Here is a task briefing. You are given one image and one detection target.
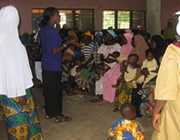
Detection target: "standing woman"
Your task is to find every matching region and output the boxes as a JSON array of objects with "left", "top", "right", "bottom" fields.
[
  {"left": 39, "top": 7, "right": 71, "bottom": 122},
  {"left": 131, "top": 30, "right": 149, "bottom": 64},
  {"left": 0, "top": 6, "right": 42, "bottom": 139},
  {"left": 98, "top": 30, "right": 121, "bottom": 103}
]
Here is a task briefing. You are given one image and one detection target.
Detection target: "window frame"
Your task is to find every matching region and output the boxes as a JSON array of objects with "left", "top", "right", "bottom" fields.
[
  {"left": 102, "top": 9, "right": 146, "bottom": 30},
  {"left": 32, "top": 8, "right": 95, "bottom": 32},
  {"left": 102, "top": 10, "right": 116, "bottom": 29}
]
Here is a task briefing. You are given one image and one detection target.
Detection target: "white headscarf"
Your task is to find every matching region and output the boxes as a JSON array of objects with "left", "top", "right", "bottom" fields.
[{"left": 0, "top": 6, "right": 33, "bottom": 98}]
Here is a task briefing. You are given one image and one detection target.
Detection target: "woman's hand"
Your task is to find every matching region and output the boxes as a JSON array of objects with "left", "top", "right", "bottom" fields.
[{"left": 152, "top": 112, "right": 161, "bottom": 132}]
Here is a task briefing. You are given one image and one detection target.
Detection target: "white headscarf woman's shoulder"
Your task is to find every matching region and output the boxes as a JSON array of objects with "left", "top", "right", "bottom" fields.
[{"left": 0, "top": 5, "right": 33, "bottom": 98}]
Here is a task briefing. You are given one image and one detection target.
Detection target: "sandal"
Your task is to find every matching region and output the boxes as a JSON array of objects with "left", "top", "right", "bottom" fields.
[{"left": 45, "top": 115, "right": 53, "bottom": 119}]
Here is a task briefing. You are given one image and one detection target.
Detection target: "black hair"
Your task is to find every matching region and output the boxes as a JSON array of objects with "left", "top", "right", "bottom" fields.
[
  {"left": 120, "top": 103, "right": 136, "bottom": 116},
  {"left": 128, "top": 53, "right": 139, "bottom": 61},
  {"left": 39, "top": 7, "right": 58, "bottom": 27},
  {"left": 145, "top": 49, "right": 154, "bottom": 57},
  {"left": 112, "top": 51, "right": 120, "bottom": 58}
]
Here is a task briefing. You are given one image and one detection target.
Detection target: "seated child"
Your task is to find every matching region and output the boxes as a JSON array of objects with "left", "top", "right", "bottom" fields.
[
  {"left": 61, "top": 44, "right": 76, "bottom": 95},
  {"left": 113, "top": 54, "right": 140, "bottom": 112},
  {"left": 108, "top": 104, "right": 144, "bottom": 140}
]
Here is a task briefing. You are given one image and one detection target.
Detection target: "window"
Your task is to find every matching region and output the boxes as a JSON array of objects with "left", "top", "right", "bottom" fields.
[
  {"left": 75, "top": 10, "right": 94, "bottom": 31},
  {"left": 117, "top": 11, "right": 130, "bottom": 29},
  {"left": 59, "top": 10, "right": 74, "bottom": 29},
  {"left": 32, "top": 9, "right": 44, "bottom": 33},
  {"left": 103, "top": 11, "right": 115, "bottom": 29},
  {"left": 32, "top": 9, "right": 94, "bottom": 33},
  {"left": 131, "top": 11, "right": 145, "bottom": 29},
  {"left": 102, "top": 10, "right": 145, "bottom": 30}
]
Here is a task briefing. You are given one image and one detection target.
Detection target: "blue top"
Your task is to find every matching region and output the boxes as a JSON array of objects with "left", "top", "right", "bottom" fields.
[{"left": 39, "top": 25, "right": 62, "bottom": 71}]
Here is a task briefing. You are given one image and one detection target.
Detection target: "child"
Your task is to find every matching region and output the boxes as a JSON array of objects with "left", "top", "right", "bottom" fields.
[
  {"left": 108, "top": 104, "right": 144, "bottom": 140},
  {"left": 141, "top": 49, "right": 158, "bottom": 85},
  {"left": 113, "top": 54, "right": 140, "bottom": 112},
  {"left": 74, "top": 32, "right": 96, "bottom": 95},
  {"left": 61, "top": 43, "right": 76, "bottom": 95},
  {"left": 136, "top": 50, "right": 158, "bottom": 116}
]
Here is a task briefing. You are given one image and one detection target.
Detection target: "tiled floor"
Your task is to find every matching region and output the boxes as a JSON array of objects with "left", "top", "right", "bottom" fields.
[{"left": 0, "top": 88, "right": 153, "bottom": 140}]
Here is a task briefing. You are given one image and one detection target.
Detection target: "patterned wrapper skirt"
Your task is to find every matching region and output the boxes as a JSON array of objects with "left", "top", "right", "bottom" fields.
[
  {"left": 114, "top": 81, "right": 132, "bottom": 109},
  {"left": 0, "top": 89, "right": 43, "bottom": 140}
]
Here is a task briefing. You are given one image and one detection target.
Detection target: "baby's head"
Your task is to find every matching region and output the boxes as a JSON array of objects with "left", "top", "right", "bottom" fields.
[
  {"left": 145, "top": 49, "right": 154, "bottom": 61},
  {"left": 120, "top": 104, "right": 136, "bottom": 120},
  {"left": 128, "top": 54, "right": 139, "bottom": 66},
  {"left": 112, "top": 51, "right": 120, "bottom": 58}
]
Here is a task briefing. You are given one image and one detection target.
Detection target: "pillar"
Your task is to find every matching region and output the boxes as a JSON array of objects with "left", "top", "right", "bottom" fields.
[{"left": 146, "top": 0, "right": 161, "bottom": 35}]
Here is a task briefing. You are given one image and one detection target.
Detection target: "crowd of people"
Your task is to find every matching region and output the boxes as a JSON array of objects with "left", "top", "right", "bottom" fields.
[
  {"left": 22, "top": 6, "right": 173, "bottom": 140},
  {"left": 28, "top": 7, "right": 170, "bottom": 118},
  {"left": 1, "top": 5, "right": 180, "bottom": 140}
]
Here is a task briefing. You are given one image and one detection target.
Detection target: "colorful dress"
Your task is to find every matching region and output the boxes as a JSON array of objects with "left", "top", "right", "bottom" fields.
[
  {"left": 108, "top": 118, "right": 144, "bottom": 140},
  {"left": 114, "top": 73, "right": 133, "bottom": 109},
  {"left": 75, "top": 66, "right": 95, "bottom": 92},
  {"left": 0, "top": 89, "right": 42, "bottom": 140},
  {"left": 139, "top": 78, "right": 156, "bottom": 116}
]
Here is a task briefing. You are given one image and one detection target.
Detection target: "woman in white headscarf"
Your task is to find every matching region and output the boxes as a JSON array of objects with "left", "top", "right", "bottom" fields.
[
  {"left": 0, "top": 6, "right": 42, "bottom": 140},
  {"left": 152, "top": 12, "right": 180, "bottom": 140}
]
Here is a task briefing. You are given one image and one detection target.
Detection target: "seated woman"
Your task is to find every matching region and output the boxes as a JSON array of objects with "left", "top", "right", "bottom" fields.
[{"left": 98, "top": 30, "right": 121, "bottom": 103}]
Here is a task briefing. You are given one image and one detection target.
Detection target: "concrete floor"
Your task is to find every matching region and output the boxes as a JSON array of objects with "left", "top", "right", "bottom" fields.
[{"left": 0, "top": 88, "right": 153, "bottom": 140}]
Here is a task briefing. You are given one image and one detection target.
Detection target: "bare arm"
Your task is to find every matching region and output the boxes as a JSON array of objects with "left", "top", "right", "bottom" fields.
[
  {"left": 153, "top": 100, "right": 166, "bottom": 114},
  {"left": 52, "top": 46, "right": 66, "bottom": 54},
  {"left": 152, "top": 100, "right": 166, "bottom": 131}
]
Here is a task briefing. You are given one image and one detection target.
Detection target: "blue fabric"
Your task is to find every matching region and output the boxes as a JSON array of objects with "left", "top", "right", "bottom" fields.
[
  {"left": 75, "top": 48, "right": 82, "bottom": 60},
  {"left": 111, "top": 118, "right": 134, "bottom": 140},
  {"left": 39, "top": 25, "right": 62, "bottom": 71}
]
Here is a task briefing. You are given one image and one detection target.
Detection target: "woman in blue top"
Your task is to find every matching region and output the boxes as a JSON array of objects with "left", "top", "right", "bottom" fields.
[{"left": 39, "top": 7, "right": 71, "bottom": 122}]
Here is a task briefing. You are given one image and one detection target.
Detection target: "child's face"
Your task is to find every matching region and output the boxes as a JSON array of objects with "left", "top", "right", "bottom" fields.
[
  {"left": 128, "top": 56, "right": 138, "bottom": 65},
  {"left": 122, "top": 107, "right": 136, "bottom": 120},
  {"left": 83, "top": 35, "right": 92, "bottom": 44},
  {"left": 147, "top": 52, "right": 154, "bottom": 61}
]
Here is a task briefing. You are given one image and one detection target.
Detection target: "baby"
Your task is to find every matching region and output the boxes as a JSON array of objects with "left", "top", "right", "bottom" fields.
[{"left": 108, "top": 104, "right": 144, "bottom": 140}]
